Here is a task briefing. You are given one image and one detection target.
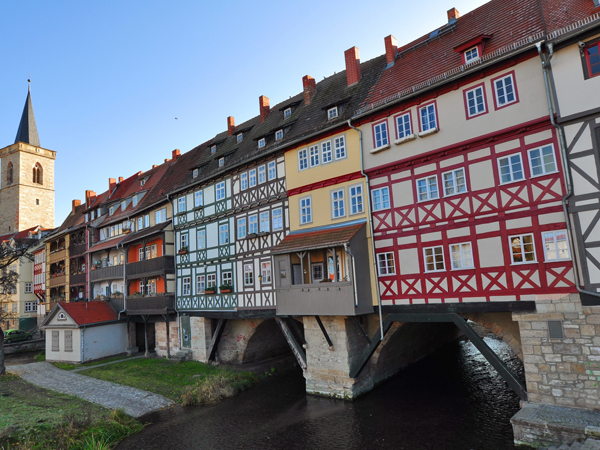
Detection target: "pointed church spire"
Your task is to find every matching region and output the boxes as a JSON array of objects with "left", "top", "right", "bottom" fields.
[{"left": 14, "top": 80, "right": 40, "bottom": 147}]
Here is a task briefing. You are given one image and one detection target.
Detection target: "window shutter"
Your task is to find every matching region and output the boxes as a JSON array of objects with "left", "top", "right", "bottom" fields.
[
  {"left": 52, "top": 331, "right": 59, "bottom": 351},
  {"left": 65, "top": 330, "right": 73, "bottom": 352}
]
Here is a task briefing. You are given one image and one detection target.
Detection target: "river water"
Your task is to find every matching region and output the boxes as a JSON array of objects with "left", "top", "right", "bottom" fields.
[{"left": 117, "top": 337, "right": 523, "bottom": 450}]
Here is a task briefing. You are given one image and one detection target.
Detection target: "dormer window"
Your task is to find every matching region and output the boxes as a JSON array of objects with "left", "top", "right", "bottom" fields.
[
  {"left": 211, "top": 145, "right": 217, "bottom": 154},
  {"left": 193, "top": 168, "right": 199, "bottom": 178},
  {"left": 109, "top": 206, "right": 115, "bottom": 215},
  {"left": 275, "top": 130, "right": 283, "bottom": 141},
  {"left": 237, "top": 133, "right": 243, "bottom": 143},
  {"left": 284, "top": 107, "right": 292, "bottom": 118},
  {"left": 328, "top": 107, "right": 339, "bottom": 120},
  {"left": 464, "top": 46, "right": 479, "bottom": 63},
  {"left": 132, "top": 196, "right": 138, "bottom": 207},
  {"left": 121, "top": 201, "right": 127, "bottom": 211},
  {"left": 219, "top": 157, "right": 225, "bottom": 167},
  {"left": 258, "top": 138, "right": 266, "bottom": 148},
  {"left": 140, "top": 176, "right": 149, "bottom": 186}
]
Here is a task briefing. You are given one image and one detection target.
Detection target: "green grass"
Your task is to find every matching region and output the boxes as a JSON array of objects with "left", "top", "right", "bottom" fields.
[
  {"left": 77, "top": 358, "right": 258, "bottom": 402},
  {"left": 50, "top": 354, "right": 133, "bottom": 371},
  {"left": 33, "top": 352, "right": 45, "bottom": 362}
]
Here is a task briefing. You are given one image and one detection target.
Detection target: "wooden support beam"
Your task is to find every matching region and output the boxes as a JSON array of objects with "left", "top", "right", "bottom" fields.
[
  {"left": 351, "top": 316, "right": 371, "bottom": 346},
  {"left": 315, "top": 316, "right": 333, "bottom": 348},
  {"left": 285, "top": 316, "right": 306, "bottom": 346},
  {"left": 275, "top": 317, "right": 307, "bottom": 372},
  {"left": 207, "top": 319, "right": 227, "bottom": 362},
  {"left": 349, "top": 317, "right": 394, "bottom": 378}
]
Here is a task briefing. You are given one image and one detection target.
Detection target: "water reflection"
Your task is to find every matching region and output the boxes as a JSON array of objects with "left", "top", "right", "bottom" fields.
[{"left": 117, "top": 337, "right": 523, "bottom": 450}]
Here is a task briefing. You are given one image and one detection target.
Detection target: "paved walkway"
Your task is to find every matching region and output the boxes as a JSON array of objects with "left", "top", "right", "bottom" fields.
[{"left": 7, "top": 362, "right": 174, "bottom": 418}]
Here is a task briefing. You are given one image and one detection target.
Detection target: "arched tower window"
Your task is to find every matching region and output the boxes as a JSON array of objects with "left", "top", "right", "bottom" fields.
[
  {"left": 6, "top": 162, "right": 13, "bottom": 185},
  {"left": 33, "top": 163, "right": 43, "bottom": 185}
]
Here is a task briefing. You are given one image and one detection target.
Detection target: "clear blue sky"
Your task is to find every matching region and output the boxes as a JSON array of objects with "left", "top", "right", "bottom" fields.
[{"left": 1, "top": 0, "right": 489, "bottom": 226}]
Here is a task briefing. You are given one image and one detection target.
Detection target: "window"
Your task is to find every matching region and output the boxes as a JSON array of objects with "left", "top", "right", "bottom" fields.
[
  {"left": 52, "top": 331, "right": 59, "bottom": 352},
  {"left": 509, "top": 234, "right": 536, "bottom": 264},
  {"left": 207, "top": 273, "right": 217, "bottom": 288},
  {"left": 377, "top": 252, "right": 396, "bottom": 275},
  {"left": 197, "top": 229, "right": 206, "bottom": 249},
  {"left": 272, "top": 208, "right": 283, "bottom": 230},
  {"left": 548, "top": 320, "right": 564, "bottom": 339},
  {"left": 300, "top": 197, "right": 312, "bottom": 224},
  {"left": 121, "top": 201, "right": 127, "bottom": 211},
  {"left": 493, "top": 73, "right": 517, "bottom": 108},
  {"left": 328, "top": 107, "right": 338, "bottom": 119},
  {"left": 196, "top": 275, "right": 205, "bottom": 293},
  {"left": 498, "top": 154, "right": 524, "bottom": 184},
  {"left": 137, "top": 217, "right": 143, "bottom": 230},
  {"left": 32, "top": 163, "right": 43, "bottom": 185},
  {"left": 373, "top": 121, "right": 389, "bottom": 148},
  {"left": 144, "top": 214, "right": 150, "bottom": 227},
  {"left": 180, "top": 233, "right": 188, "bottom": 250},
  {"left": 219, "top": 223, "right": 229, "bottom": 245},
  {"left": 275, "top": 130, "right": 283, "bottom": 141},
  {"left": 450, "top": 243, "right": 474, "bottom": 269},
  {"left": 258, "top": 138, "right": 266, "bottom": 148},
  {"left": 178, "top": 197, "right": 186, "bottom": 213},
  {"left": 249, "top": 169, "right": 257, "bottom": 187},
  {"left": 155, "top": 208, "right": 167, "bottom": 223},
  {"left": 464, "top": 46, "right": 479, "bottom": 62},
  {"left": 216, "top": 181, "right": 226, "bottom": 200},
  {"left": 261, "top": 262, "right": 272, "bottom": 283},
  {"left": 24, "top": 283, "right": 32, "bottom": 293},
  {"left": 222, "top": 271, "right": 233, "bottom": 286},
  {"left": 465, "top": 85, "right": 486, "bottom": 117},
  {"left": 132, "top": 196, "right": 138, "bottom": 207},
  {"left": 309, "top": 145, "right": 320, "bottom": 167},
  {"left": 237, "top": 218, "right": 247, "bottom": 239},
  {"left": 244, "top": 264, "right": 254, "bottom": 285},
  {"left": 417, "top": 176, "right": 439, "bottom": 201},
  {"left": 284, "top": 107, "right": 292, "bottom": 118},
  {"left": 138, "top": 247, "right": 144, "bottom": 261},
  {"left": 65, "top": 330, "right": 73, "bottom": 352},
  {"left": 585, "top": 41, "right": 600, "bottom": 78},
  {"left": 395, "top": 113, "right": 412, "bottom": 139},
  {"left": 419, "top": 103, "right": 437, "bottom": 132},
  {"left": 298, "top": 149, "right": 308, "bottom": 171},
  {"left": 321, "top": 141, "right": 332, "bottom": 164},
  {"left": 219, "top": 157, "right": 225, "bottom": 167},
  {"left": 193, "top": 169, "right": 199, "bottom": 178},
  {"left": 349, "top": 185, "right": 363, "bottom": 215},
  {"left": 331, "top": 189, "right": 346, "bottom": 218},
  {"left": 543, "top": 230, "right": 570, "bottom": 261},
  {"left": 372, "top": 187, "right": 390, "bottom": 211},
  {"left": 258, "top": 166, "right": 266, "bottom": 184},
  {"left": 25, "top": 301, "right": 36, "bottom": 312},
  {"left": 335, "top": 136, "right": 346, "bottom": 159},
  {"left": 424, "top": 246, "right": 445, "bottom": 272},
  {"left": 528, "top": 145, "right": 557, "bottom": 177},
  {"left": 312, "top": 263, "right": 324, "bottom": 281},
  {"left": 237, "top": 133, "right": 243, "bottom": 143},
  {"left": 443, "top": 168, "right": 467, "bottom": 196},
  {"left": 182, "top": 277, "right": 191, "bottom": 295},
  {"left": 249, "top": 215, "right": 258, "bottom": 234},
  {"left": 6, "top": 162, "right": 12, "bottom": 185},
  {"left": 109, "top": 206, "right": 115, "bottom": 215},
  {"left": 211, "top": 145, "right": 217, "bottom": 154},
  {"left": 268, "top": 161, "right": 276, "bottom": 180},
  {"left": 241, "top": 173, "right": 248, "bottom": 190},
  {"left": 260, "top": 211, "right": 270, "bottom": 232}
]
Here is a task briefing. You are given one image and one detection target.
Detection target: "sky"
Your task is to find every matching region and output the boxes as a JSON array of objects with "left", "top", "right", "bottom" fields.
[{"left": 1, "top": 0, "right": 490, "bottom": 226}]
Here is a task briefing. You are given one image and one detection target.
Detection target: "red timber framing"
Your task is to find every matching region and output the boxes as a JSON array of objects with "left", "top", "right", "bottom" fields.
[{"left": 367, "top": 120, "right": 577, "bottom": 305}]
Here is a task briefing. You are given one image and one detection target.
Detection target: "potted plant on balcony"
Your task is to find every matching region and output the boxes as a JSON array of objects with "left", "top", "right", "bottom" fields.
[
  {"left": 219, "top": 283, "right": 233, "bottom": 293},
  {"left": 204, "top": 286, "right": 217, "bottom": 295},
  {"left": 122, "top": 226, "right": 131, "bottom": 234},
  {"left": 178, "top": 246, "right": 189, "bottom": 255}
]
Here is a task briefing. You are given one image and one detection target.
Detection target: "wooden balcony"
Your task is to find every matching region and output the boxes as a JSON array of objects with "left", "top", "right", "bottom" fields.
[
  {"left": 109, "top": 297, "right": 125, "bottom": 312},
  {"left": 70, "top": 272, "right": 87, "bottom": 285},
  {"left": 126, "top": 256, "right": 175, "bottom": 279},
  {"left": 69, "top": 243, "right": 86, "bottom": 257},
  {"left": 48, "top": 249, "right": 67, "bottom": 263},
  {"left": 125, "top": 294, "right": 175, "bottom": 315},
  {"left": 48, "top": 274, "right": 67, "bottom": 287},
  {"left": 90, "top": 265, "right": 124, "bottom": 282}
]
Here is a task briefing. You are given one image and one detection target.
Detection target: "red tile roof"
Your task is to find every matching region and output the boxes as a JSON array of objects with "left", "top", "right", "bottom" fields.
[
  {"left": 87, "top": 236, "right": 124, "bottom": 253},
  {"left": 59, "top": 301, "right": 119, "bottom": 326},
  {"left": 272, "top": 223, "right": 365, "bottom": 254}
]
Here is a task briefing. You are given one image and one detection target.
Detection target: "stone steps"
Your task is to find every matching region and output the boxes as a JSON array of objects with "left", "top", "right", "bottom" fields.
[
  {"left": 170, "top": 349, "right": 192, "bottom": 362},
  {"left": 545, "top": 438, "right": 600, "bottom": 450}
]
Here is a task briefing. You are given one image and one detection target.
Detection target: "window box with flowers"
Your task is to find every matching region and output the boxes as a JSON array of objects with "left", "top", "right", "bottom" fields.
[
  {"left": 178, "top": 246, "right": 189, "bottom": 255},
  {"left": 204, "top": 286, "right": 217, "bottom": 295},
  {"left": 219, "top": 284, "right": 233, "bottom": 293}
]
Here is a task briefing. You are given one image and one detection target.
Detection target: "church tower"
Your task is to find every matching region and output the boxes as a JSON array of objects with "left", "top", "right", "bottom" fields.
[{"left": 0, "top": 83, "right": 56, "bottom": 234}]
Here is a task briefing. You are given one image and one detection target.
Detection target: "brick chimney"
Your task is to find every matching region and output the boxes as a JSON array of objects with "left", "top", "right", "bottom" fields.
[
  {"left": 85, "top": 190, "right": 96, "bottom": 207},
  {"left": 227, "top": 116, "right": 235, "bottom": 136},
  {"left": 109, "top": 178, "right": 117, "bottom": 192},
  {"left": 259, "top": 96, "right": 270, "bottom": 123},
  {"left": 303, "top": 75, "right": 316, "bottom": 105},
  {"left": 345, "top": 47, "right": 361, "bottom": 86},
  {"left": 72, "top": 199, "right": 81, "bottom": 214},
  {"left": 172, "top": 149, "right": 181, "bottom": 160},
  {"left": 447, "top": 7, "right": 459, "bottom": 22},
  {"left": 385, "top": 35, "right": 398, "bottom": 66},
  {"left": 118, "top": 176, "right": 123, "bottom": 183}
]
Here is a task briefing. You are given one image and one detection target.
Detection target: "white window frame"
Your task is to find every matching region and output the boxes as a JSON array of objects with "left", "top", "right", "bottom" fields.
[
  {"left": 211, "top": 145, "right": 216, "bottom": 154},
  {"left": 543, "top": 230, "right": 571, "bottom": 261},
  {"left": 137, "top": 217, "right": 143, "bottom": 230},
  {"left": 442, "top": 168, "right": 467, "bottom": 197},
  {"left": 309, "top": 145, "right": 320, "bottom": 167},
  {"left": 272, "top": 208, "right": 283, "bottom": 230},
  {"left": 132, "top": 196, "right": 138, "bottom": 207},
  {"left": 260, "top": 211, "right": 270, "bottom": 233},
  {"left": 24, "top": 282, "right": 32, "bottom": 294},
  {"left": 349, "top": 184, "right": 364, "bottom": 215},
  {"left": 177, "top": 197, "right": 186, "bottom": 213},
  {"left": 155, "top": 208, "right": 167, "bottom": 223},
  {"left": 331, "top": 188, "right": 346, "bottom": 219},
  {"left": 144, "top": 214, "right": 150, "bottom": 227},
  {"left": 241, "top": 173, "right": 248, "bottom": 190},
  {"left": 182, "top": 277, "right": 191, "bottom": 296},
  {"left": 258, "top": 165, "right": 266, "bottom": 184},
  {"left": 374, "top": 121, "right": 389, "bottom": 148},
  {"left": 509, "top": 233, "right": 537, "bottom": 264},
  {"left": 193, "top": 168, "right": 199, "bottom": 178},
  {"left": 300, "top": 196, "right": 312, "bottom": 225},
  {"left": 424, "top": 246, "right": 445, "bottom": 272},
  {"left": 372, "top": 187, "right": 391, "bottom": 211},
  {"left": 219, "top": 157, "right": 225, "bottom": 167},
  {"left": 249, "top": 169, "right": 257, "bottom": 187},
  {"left": 321, "top": 141, "right": 332, "bottom": 164},
  {"left": 237, "top": 217, "right": 247, "bottom": 239},
  {"left": 494, "top": 74, "right": 517, "bottom": 107},
  {"left": 298, "top": 149, "right": 308, "bottom": 171},
  {"left": 396, "top": 112, "right": 412, "bottom": 139},
  {"left": 258, "top": 138, "right": 266, "bottom": 148},
  {"left": 261, "top": 262, "right": 272, "bottom": 284},
  {"left": 180, "top": 233, "right": 188, "bottom": 250},
  {"left": 194, "top": 191, "right": 203, "bottom": 208},
  {"left": 237, "top": 133, "right": 243, "bottom": 143},
  {"left": 528, "top": 144, "right": 557, "bottom": 177},
  {"left": 249, "top": 215, "right": 258, "bottom": 234},
  {"left": 222, "top": 271, "right": 233, "bottom": 286},
  {"left": 275, "top": 129, "right": 283, "bottom": 141},
  {"left": 417, "top": 175, "right": 439, "bottom": 201},
  {"left": 24, "top": 301, "right": 37, "bottom": 312},
  {"left": 216, "top": 181, "right": 226, "bottom": 200},
  {"left": 419, "top": 103, "right": 437, "bottom": 132},
  {"left": 464, "top": 46, "right": 479, "bottom": 62},
  {"left": 197, "top": 228, "right": 206, "bottom": 249},
  {"left": 244, "top": 263, "right": 254, "bottom": 286},
  {"left": 219, "top": 223, "right": 229, "bottom": 245},
  {"left": 498, "top": 153, "right": 525, "bottom": 184},
  {"left": 377, "top": 252, "right": 396, "bottom": 276},
  {"left": 334, "top": 136, "right": 346, "bottom": 160},
  {"left": 196, "top": 275, "right": 205, "bottom": 293},
  {"left": 283, "top": 107, "right": 291, "bottom": 118},
  {"left": 465, "top": 85, "right": 486, "bottom": 117},
  {"left": 327, "top": 107, "right": 338, "bottom": 120},
  {"left": 207, "top": 273, "right": 217, "bottom": 288},
  {"left": 268, "top": 161, "right": 276, "bottom": 180},
  {"left": 450, "top": 242, "right": 474, "bottom": 270}
]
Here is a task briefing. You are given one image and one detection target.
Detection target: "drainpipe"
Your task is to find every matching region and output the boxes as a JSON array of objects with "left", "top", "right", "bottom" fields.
[
  {"left": 536, "top": 41, "right": 600, "bottom": 300},
  {"left": 347, "top": 119, "right": 385, "bottom": 340},
  {"left": 116, "top": 241, "right": 127, "bottom": 319},
  {"left": 81, "top": 326, "right": 85, "bottom": 363},
  {"left": 344, "top": 243, "right": 359, "bottom": 307},
  {"left": 167, "top": 192, "right": 182, "bottom": 349}
]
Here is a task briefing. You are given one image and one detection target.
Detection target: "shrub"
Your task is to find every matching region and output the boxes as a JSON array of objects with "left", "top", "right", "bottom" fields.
[
  {"left": 34, "top": 352, "right": 46, "bottom": 362},
  {"left": 180, "top": 369, "right": 258, "bottom": 406}
]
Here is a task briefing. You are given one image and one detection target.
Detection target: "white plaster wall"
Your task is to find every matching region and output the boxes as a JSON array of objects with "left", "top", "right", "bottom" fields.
[
  {"left": 45, "top": 328, "right": 82, "bottom": 363},
  {"left": 82, "top": 323, "right": 128, "bottom": 362}
]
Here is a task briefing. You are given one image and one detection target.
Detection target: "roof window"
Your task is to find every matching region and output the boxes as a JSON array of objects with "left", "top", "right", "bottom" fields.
[
  {"left": 328, "top": 107, "right": 339, "bottom": 120},
  {"left": 275, "top": 130, "right": 283, "bottom": 141},
  {"left": 464, "top": 46, "right": 479, "bottom": 63},
  {"left": 219, "top": 157, "right": 225, "bottom": 167},
  {"left": 258, "top": 138, "right": 266, "bottom": 148},
  {"left": 237, "top": 133, "right": 243, "bottom": 143},
  {"left": 193, "top": 168, "right": 199, "bottom": 178},
  {"left": 211, "top": 145, "right": 217, "bottom": 154},
  {"left": 284, "top": 107, "right": 292, "bottom": 118}
]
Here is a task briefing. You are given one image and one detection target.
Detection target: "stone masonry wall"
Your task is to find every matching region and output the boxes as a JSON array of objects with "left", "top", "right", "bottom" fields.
[
  {"left": 155, "top": 321, "right": 180, "bottom": 357},
  {"left": 514, "top": 293, "right": 600, "bottom": 409}
]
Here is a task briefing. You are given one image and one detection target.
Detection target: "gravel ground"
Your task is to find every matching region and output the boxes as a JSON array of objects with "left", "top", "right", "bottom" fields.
[{"left": 7, "top": 361, "right": 174, "bottom": 418}]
